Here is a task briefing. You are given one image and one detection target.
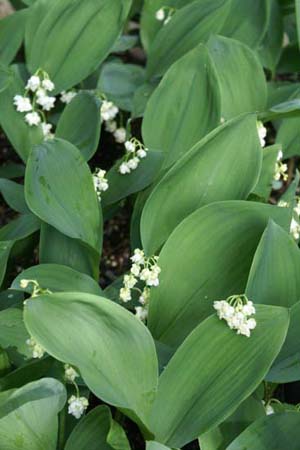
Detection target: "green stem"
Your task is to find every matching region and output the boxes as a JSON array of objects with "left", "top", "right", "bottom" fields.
[{"left": 57, "top": 409, "right": 66, "bottom": 450}]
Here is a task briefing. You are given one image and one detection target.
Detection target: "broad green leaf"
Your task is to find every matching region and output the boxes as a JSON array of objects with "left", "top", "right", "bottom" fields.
[
  {"left": 277, "top": 115, "right": 300, "bottom": 157},
  {"left": 65, "top": 405, "right": 130, "bottom": 450},
  {"left": 148, "top": 201, "right": 289, "bottom": 348},
  {"left": 25, "top": 0, "right": 132, "bottom": 93},
  {"left": 252, "top": 144, "right": 281, "bottom": 200},
  {"left": 207, "top": 35, "right": 267, "bottom": 119},
  {"left": 0, "top": 64, "right": 12, "bottom": 93},
  {"left": 227, "top": 412, "right": 300, "bottom": 450},
  {"left": 112, "top": 35, "right": 139, "bottom": 53},
  {"left": 24, "top": 292, "right": 158, "bottom": 426},
  {"left": 0, "top": 289, "right": 24, "bottom": 311},
  {"left": 143, "top": 44, "right": 221, "bottom": 169},
  {"left": 146, "top": 442, "right": 172, "bottom": 450},
  {"left": 246, "top": 221, "right": 300, "bottom": 383},
  {"left": 0, "top": 162, "right": 25, "bottom": 179},
  {"left": 146, "top": 0, "right": 231, "bottom": 78},
  {"left": 0, "top": 66, "right": 43, "bottom": 162},
  {"left": 0, "top": 308, "right": 30, "bottom": 358},
  {"left": 102, "top": 150, "right": 163, "bottom": 207},
  {"left": 39, "top": 223, "right": 100, "bottom": 279},
  {"left": 56, "top": 92, "right": 101, "bottom": 161},
  {"left": 12, "top": 263, "right": 102, "bottom": 295},
  {"left": 0, "top": 378, "right": 66, "bottom": 450},
  {"left": 25, "top": 138, "right": 102, "bottom": 252},
  {"left": 0, "top": 9, "right": 27, "bottom": 65},
  {"left": 0, "top": 357, "right": 54, "bottom": 391},
  {"left": 0, "top": 178, "right": 29, "bottom": 213},
  {"left": 141, "top": 114, "right": 262, "bottom": 254},
  {"left": 199, "top": 396, "right": 265, "bottom": 450},
  {"left": 98, "top": 62, "right": 145, "bottom": 112},
  {"left": 296, "top": 0, "right": 300, "bottom": 48},
  {"left": 259, "top": 98, "right": 300, "bottom": 121},
  {"left": 0, "top": 214, "right": 40, "bottom": 241},
  {"left": 0, "top": 241, "right": 14, "bottom": 286},
  {"left": 132, "top": 82, "right": 157, "bottom": 118},
  {"left": 149, "top": 306, "right": 289, "bottom": 448},
  {"left": 220, "top": 0, "right": 269, "bottom": 49}
]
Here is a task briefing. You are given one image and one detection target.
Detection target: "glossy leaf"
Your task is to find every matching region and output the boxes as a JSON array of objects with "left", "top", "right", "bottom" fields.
[
  {"left": 0, "top": 178, "right": 29, "bottom": 214},
  {"left": 0, "top": 9, "right": 28, "bottom": 65},
  {"left": 252, "top": 144, "right": 281, "bottom": 200},
  {"left": 143, "top": 44, "right": 221, "bottom": 169},
  {"left": 149, "top": 306, "right": 289, "bottom": 448},
  {"left": 25, "top": 138, "right": 102, "bottom": 252},
  {"left": 24, "top": 292, "right": 158, "bottom": 426},
  {"left": 25, "top": 0, "right": 132, "bottom": 92},
  {"left": 0, "top": 308, "right": 30, "bottom": 358},
  {"left": 141, "top": 114, "right": 262, "bottom": 253},
  {"left": 0, "top": 378, "right": 66, "bottom": 450},
  {"left": 12, "top": 263, "right": 102, "bottom": 295},
  {"left": 146, "top": 0, "right": 231, "bottom": 78},
  {"left": 207, "top": 35, "right": 267, "bottom": 119},
  {"left": 148, "top": 201, "right": 289, "bottom": 348},
  {"left": 56, "top": 92, "right": 101, "bottom": 161},
  {"left": 227, "top": 412, "right": 300, "bottom": 450}
]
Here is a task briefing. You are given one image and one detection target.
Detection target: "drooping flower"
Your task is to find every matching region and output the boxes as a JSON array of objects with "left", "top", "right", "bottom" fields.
[
  {"left": 100, "top": 100, "right": 119, "bottom": 122},
  {"left": 42, "top": 78, "right": 55, "bottom": 92},
  {"left": 118, "top": 138, "right": 148, "bottom": 175},
  {"left": 64, "top": 364, "right": 79, "bottom": 382},
  {"left": 25, "top": 112, "right": 41, "bottom": 126},
  {"left": 93, "top": 168, "right": 109, "bottom": 200},
  {"left": 68, "top": 395, "right": 89, "bottom": 419},
  {"left": 155, "top": 8, "right": 165, "bottom": 21},
  {"left": 257, "top": 121, "right": 267, "bottom": 147},
  {"left": 26, "top": 75, "right": 41, "bottom": 92},
  {"left": 26, "top": 337, "right": 45, "bottom": 359},
  {"left": 114, "top": 127, "right": 126, "bottom": 144},
  {"left": 60, "top": 90, "right": 77, "bottom": 104},
  {"left": 13, "top": 95, "right": 32, "bottom": 112}
]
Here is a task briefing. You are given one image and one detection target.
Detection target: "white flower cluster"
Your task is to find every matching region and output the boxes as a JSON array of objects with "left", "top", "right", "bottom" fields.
[
  {"left": 213, "top": 294, "right": 257, "bottom": 338},
  {"left": 257, "top": 121, "right": 267, "bottom": 147},
  {"left": 60, "top": 90, "right": 77, "bottom": 104},
  {"left": 93, "top": 168, "right": 109, "bottom": 200},
  {"left": 100, "top": 99, "right": 127, "bottom": 144},
  {"left": 120, "top": 249, "right": 161, "bottom": 321},
  {"left": 68, "top": 395, "right": 89, "bottom": 419},
  {"left": 13, "top": 71, "right": 55, "bottom": 139},
  {"left": 101, "top": 100, "right": 119, "bottom": 122},
  {"left": 119, "top": 138, "right": 148, "bottom": 175},
  {"left": 155, "top": 7, "right": 174, "bottom": 25},
  {"left": 64, "top": 364, "right": 79, "bottom": 382},
  {"left": 26, "top": 337, "right": 45, "bottom": 359},
  {"left": 274, "top": 150, "right": 288, "bottom": 183}
]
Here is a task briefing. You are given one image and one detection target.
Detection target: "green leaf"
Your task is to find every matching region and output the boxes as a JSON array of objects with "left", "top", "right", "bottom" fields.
[
  {"left": 0, "top": 378, "right": 66, "bottom": 450},
  {"left": 146, "top": 0, "right": 231, "bottom": 78},
  {"left": 141, "top": 114, "right": 262, "bottom": 254},
  {"left": 207, "top": 35, "right": 267, "bottom": 119},
  {"left": 65, "top": 405, "right": 131, "bottom": 450},
  {"left": 25, "top": 138, "right": 102, "bottom": 253},
  {"left": 98, "top": 62, "right": 145, "bottom": 112},
  {"left": 220, "top": 0, "right": 269, "bottom": 49},
  {"left": 0, "top": 66, "right": 43, "bottom": 162},
  {"left": 112, "top": 35, "right": 139, "bottom": 53},
  {"left": 227, "top": 412, "right": 300, "bottom": 450},
  {"left": 0, "top": 308, "right": 30, "bottom": 359},
  {"left": 56, "top": 92, "right": 101, "bottom": 161},
  {"left": 102, "top": 150, "right": 163, "bottom": 207},
  {"left": 24, "top": 292, "right": 158, "bottom": 426},
  {"left": 199, "top": 396, "right": 265, "bottom": 450},
  {"left": 148, "top": 201, "right": 289, "bottom": 348},
  {"left": 0, "top": 214, "right": 40, "bottom": 241},
  {"left": 149, "top": 306, "right": 289, "bottom": 448},
  {"left": 277, "top": 115, "right": 300, "bottom": 157},
  {"left": 0, "top": 178, "right": 29, "bottom": 214},
  {"left": 0, "top": 9, "right": 27, "bottom": 65},
  {"left": 252, "top": 144, "right": 281, "bottom": 200},
  {"left": 296, "top": 0, "right": 300, "bottom": 49},
  {"left": 142, "top": 44, "right": 221, "bottom": 170},
  {"left": 259, "top": 98, "right": 300, "bottom": 121},
  {"left": 39, "top": 223, "right": 100, "bottom": 279},
  {"left": 146, "top": 442, "right": 172, "bottom": 450},
  {"left": 12, "top": 263, "right": 102, "bottom": 295},
  {"left": 0, "top": 162, "right": 25, "bottom": 179},
  {"left": 25, "top": 0, "right": 132, "bottom": 93}
]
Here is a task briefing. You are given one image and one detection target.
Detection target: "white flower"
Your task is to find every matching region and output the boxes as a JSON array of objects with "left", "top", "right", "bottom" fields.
[
  {"left": 290, "top": 217, "right": 300, "bottom": 240},
  {"left": 140, "top": 265, "right": 161, "bottom": 287},
  {"left": 277, "top": 150, "right": 283, "bottom": 161},
  {"left": 68, "top": 395, "right": 89, "bottom": 419},
  {"left": 257, "top": 121, "right": 267, "bottom": 147},
  {"left": 127, "top": 157, "right": 140, "bottom": 170},
  {"left": 213, "top": 300, "right": 235, "bottom": 320},
  {"left": 119, "top": 162, "right": 131, "bottom": 175},
  {"left": 26, "top": 337, "right": 45, "bottom": 359},
  {"left": 101, "top": 100, "right": 119, "bottom": 122},
  {"left": 214, "top": 295, "right": 256, "bottom": 337},
  {"left": 266, "top": 404, "right": 275, "bottom": 415},
  {"left": 114, "top": 127, "right": 126, "bottom": 144},
  {"left": 135, "top": 305, "right": 148, "bottom": 321},
  {"left": 131, "top": 249, "right": 145, "bottom": 265},
  {"left": 105, "top": 120, "right": 117, "bottom": 133},
  {"left": 278, "top": 200, "right": 289, "bottom": 208},
  {"left": 42, "top": 79, "right": 55, "bottom": 92},
  {"left": 282, "top": 32, "right": 290, "bottom": 48},
  {"left": 20, "top": 279, "right": 30, "bottom": 288},
  {"left": 93, "top": 169, "right": 109, "bottom": 198},
  {"left": 137, "top": 148, "right": 147, "bottom": 158},
  {"left": 139, "top": 287, "right": 150, "bottom": 305},
  {"left": 64, "top": 364, "right": 79, "bottom": 382},
  {"left": 125, "top": 140, "right": 136, "bottom": 153},
  {"left": 26, "top": 75, "right": 41, "bottom": 92},
  {"left": 124, "top": 274, "right": 137, "bottom": 289},
  {"left": 13, "top": 95, "right": 32, "bottom": 112},
  {"left": 131, "top": 263, "right": 141, "bottom": 277},
  {"left": 236, "top": 322, "right": 251, "bottom": 337},
  {"left": 36, "top": 93, "right": 56, "bottom": 111},
  {"left": 41, "top": 122, "right": 53, "bottom": 138},
  {"left": 247, "top": 318, "right": 257, "bottom": 330},
  {"left": 155, "top": 8, "right": 165, "bottom": 21},
  {"left": 60, "top": 90, "right": 77, "bottom": 104},
  {"left": 294, "top": 198, "right": 300, "bottom": 216},
  {"left": 242, "top": 301, "right": 255, "bottom": 316},
  {"left": 120, "top": 287, "right": 131, "bottom": 302},
  {"left": 25, "top": 112, "right": 41, "bottom": 126}
]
